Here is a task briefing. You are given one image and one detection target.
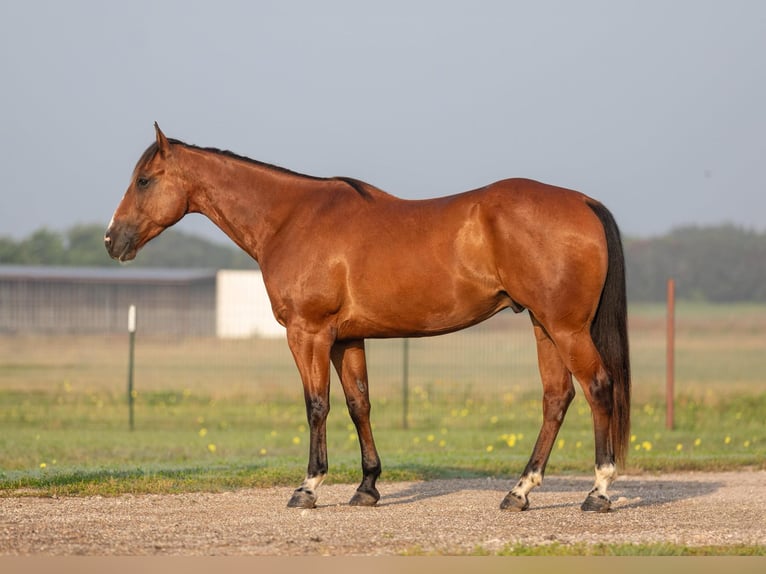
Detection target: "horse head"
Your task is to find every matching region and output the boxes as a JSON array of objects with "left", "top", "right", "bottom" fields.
[{"left": 104, "top": 123, "right": 189, "bottom": 262}]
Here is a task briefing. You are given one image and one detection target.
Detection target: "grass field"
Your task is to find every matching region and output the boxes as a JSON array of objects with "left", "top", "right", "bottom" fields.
[{"left": 1, "top": 302, "right": 764, "bottom": 497}]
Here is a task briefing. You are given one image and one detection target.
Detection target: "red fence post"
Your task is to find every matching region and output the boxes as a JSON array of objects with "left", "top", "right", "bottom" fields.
[{"left": 666, "top": 279, "right": 675, "bottom": 431}]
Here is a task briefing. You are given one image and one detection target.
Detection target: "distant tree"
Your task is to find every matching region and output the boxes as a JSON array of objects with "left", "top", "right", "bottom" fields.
[
  {"left": 0, "top": 223, "right": 257, "bottom": 269},
  {"left": 0, "top": 237, "right": 21, "bottom": 264},
  {"left": 137, "top": 227, "right": 258, "bottom": 269},
  {"left": 624, "top": 225, "right": 766, "bottom": 302},
  {"left": 65, "top": 224, "right": 114, "bottom": 266},
  {"left": 16, "top": 229, "right": 67, "bottom": 264}
]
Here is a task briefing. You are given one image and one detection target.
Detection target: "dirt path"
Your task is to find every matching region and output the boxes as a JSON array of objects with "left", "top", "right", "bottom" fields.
[{"left": 1, "top": 470, "right": 764, "bottom": 555}]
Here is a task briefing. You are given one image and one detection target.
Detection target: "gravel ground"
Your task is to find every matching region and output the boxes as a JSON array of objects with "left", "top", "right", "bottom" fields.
[{"left": 1, "top": 470, "right": 764, "bottom": 555}]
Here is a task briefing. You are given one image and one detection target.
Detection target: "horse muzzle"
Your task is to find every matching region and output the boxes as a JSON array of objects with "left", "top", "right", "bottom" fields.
[{"left": 104, "top": 225, "right": 138, "bottom": 262}]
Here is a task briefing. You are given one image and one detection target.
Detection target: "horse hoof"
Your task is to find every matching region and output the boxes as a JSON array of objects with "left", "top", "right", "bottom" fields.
[
  {"left": 287, "top": 489, "right": 317, "bottom": 509},
  {"left": 500, "top": 492, "right": 529, "bottom": 512},
  {"left": 349, "top": 489, "right": 379, "bottom": 507},
  {"left": 580, "top": 493, "right": 611, "bottom": 512}
]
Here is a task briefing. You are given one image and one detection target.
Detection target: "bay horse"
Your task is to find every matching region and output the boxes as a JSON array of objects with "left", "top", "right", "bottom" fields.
[{"left": 105, "top": 124, "right": 630, "bottom": 512}]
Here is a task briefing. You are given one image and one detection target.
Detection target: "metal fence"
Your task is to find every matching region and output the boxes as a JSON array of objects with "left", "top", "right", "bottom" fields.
[
  {"left": 0, "top": 292, "right": 540, "bottom": 429},
  {"left": 4, "top": 285, "right": 764, "bottom": 432}
]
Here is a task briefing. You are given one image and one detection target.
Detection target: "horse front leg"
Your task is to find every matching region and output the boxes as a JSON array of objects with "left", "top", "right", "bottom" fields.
[
  {"left": 502, "top": 318, "right": 574, "bottom": 511},
  {"left": 285, "top": 328, "right": 333, "bottom": 509},
  {"left": 331, "top": 339, "right": 381, "bottom": 506}
]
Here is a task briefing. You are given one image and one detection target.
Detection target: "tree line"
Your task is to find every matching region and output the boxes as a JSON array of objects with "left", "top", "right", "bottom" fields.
[
  {"left": 624, "top": 224, "right": 766, "bottom": 302},
  {"left": 1, "top": 223, "right": 764, "bottom": 302},
  {"left": 0, "top": 224, "right": 257, "bottom": 270}
]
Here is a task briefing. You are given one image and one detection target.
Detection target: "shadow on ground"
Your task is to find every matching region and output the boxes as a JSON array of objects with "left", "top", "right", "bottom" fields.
[{"left": 377, "top": 472, "right": 722, "bottom": 511}]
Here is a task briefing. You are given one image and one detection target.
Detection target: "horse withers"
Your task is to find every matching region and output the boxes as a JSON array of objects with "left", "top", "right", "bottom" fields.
[{"left": 105, "top": 124, "right": 630, "bottom": 512}]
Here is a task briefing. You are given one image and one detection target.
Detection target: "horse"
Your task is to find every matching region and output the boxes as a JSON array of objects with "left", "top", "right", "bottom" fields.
[{"left": 105, "top": 123, "right": 630, "bottom": 512}]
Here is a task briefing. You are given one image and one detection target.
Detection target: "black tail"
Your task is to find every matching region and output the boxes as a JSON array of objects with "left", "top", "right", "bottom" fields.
[{"left": 587, "top": 200, "right": 631, "bottom": 468}]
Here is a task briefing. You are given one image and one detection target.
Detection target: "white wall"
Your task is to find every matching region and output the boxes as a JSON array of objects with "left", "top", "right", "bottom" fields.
[{"left": 216, "top": 270, "right": 285, "bottom": 339}]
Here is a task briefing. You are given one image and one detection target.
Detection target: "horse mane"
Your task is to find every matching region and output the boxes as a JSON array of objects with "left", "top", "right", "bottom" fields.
[
  {"left": 333, "top": 176, "right": 374, "bottom": 199},
  {"left": 148, "top": 139, "right": 375, "bottom": 201}
]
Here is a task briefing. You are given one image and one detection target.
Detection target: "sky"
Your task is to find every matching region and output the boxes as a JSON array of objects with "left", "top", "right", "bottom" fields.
[{"left": 1, "top": 0, "right": 765, "bottom": 245}]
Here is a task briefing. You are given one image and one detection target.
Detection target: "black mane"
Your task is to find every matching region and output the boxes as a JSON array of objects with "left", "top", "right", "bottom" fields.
[{"left": 161, "top": 139, "right": 373, "bottom": 200}]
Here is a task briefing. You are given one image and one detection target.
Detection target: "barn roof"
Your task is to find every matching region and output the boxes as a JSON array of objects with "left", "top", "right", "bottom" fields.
[{"left": 0, "top": 265, "right": 217, "bottom": 284}]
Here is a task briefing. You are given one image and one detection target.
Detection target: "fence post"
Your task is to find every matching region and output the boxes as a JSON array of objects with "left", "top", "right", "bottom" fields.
[
  {"left": 666, "top": 279, "right": 675, "bottom": 430},
  {"left": 127, "top": 304, "right": 136, "bottom": 432}
]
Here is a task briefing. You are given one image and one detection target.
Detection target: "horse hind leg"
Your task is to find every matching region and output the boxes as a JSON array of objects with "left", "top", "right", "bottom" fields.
[
  {"left": 579, "top": 360, "right": 618, "bottom": 513},
  {"left": 501, "top": 317, "right": 575, "bottom": 511},
  {"left": 331, "top": 339, "right": 382, "bottom": 506},
  {"left": 581, "top": 460, "right": 617, "bottom": 512},
  {"left": 554, "top": 328, "right": 618, "bottom": 512}
]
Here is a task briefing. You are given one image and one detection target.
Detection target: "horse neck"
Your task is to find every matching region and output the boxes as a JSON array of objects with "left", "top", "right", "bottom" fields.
[{"left": 180, "top": 146, "right": 312, "bottom": 263}]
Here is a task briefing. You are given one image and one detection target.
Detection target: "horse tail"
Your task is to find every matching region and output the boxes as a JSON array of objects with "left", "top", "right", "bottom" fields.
[{"left": 587, "top": 199, "right": 631, "bottom": 468}]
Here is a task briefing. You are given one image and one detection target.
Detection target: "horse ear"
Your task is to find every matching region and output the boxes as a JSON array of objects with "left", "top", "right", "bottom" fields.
[{"left": 154, "top": 122, "right": 170, "bottom": 158}]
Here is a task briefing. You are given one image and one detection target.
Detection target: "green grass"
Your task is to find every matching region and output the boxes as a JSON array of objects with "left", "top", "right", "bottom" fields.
[
  {"left": 0, "top": 385, "right": 763, "bottom": 497},
  {"left": 402, "top": 542, "right": 766, "bottom": 556},
  {"left": 1, "top": 302, "right": 765, "bottom": 498}
]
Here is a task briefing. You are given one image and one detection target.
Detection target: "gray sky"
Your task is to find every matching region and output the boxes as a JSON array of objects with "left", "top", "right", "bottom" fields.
[{"left": 2, "top": 0, "right": 765, "bottom": 244}]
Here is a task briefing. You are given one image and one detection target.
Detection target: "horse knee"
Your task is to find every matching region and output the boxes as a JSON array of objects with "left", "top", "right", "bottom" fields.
[
  {"left": 347, "top": 403, "right": 371, "bottom": 429},
  {"left": 306, "top": 396, "right": 330, "bottom": 425},
  {"left": 346, "top": 394, "right": 370, "bottom": 414},
  {"left": 542, "top": 386, "right": 575, "bottom": 422}
]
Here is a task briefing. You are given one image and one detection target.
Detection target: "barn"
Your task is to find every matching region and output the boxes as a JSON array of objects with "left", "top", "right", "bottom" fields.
[{"left": 0, "top": 265, "right": 283, "bottom": 338}]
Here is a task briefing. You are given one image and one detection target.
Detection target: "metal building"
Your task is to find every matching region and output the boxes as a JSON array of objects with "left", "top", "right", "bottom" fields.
[{"left": 0, "top": 265, "right": 217, "bottom": 336}]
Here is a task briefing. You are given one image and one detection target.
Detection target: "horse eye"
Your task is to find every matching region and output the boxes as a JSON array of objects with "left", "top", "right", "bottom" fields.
[{"left": 136, "top": 177, "right": 151, "bottom": 189}]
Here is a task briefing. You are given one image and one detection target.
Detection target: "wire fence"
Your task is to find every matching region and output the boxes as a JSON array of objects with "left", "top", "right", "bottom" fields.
[
  {"left": 0, "top": 300, "right": 540, "bottom": 430},
  {"left": 3, "top": 289, "right": 763, "bottom": 434}
]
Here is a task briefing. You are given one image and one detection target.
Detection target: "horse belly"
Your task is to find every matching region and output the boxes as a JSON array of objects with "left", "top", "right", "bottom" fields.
[
  {"left": 338, "top": 204, "right": 510, "bottom": 338},
  {"left": 339, "top": 269, "right": 510, "bottom": 339}
]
